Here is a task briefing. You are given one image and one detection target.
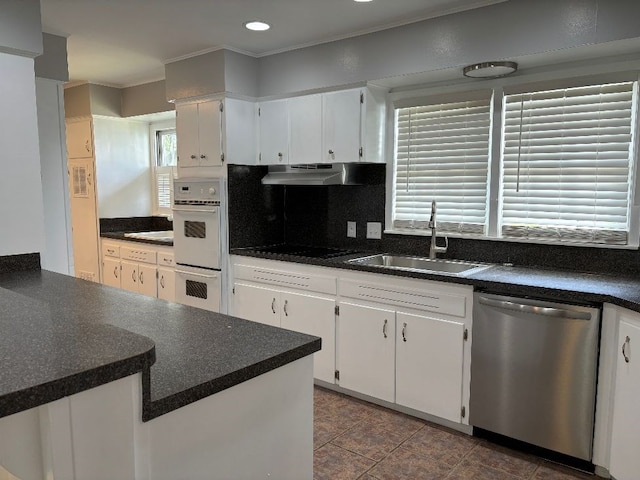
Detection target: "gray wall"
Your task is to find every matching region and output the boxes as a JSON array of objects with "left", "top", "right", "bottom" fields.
[
  {"left": 121, "top": 80, "right": 174, "bottom": 117},
  {"left": 64, "top": 83, "right": 92, "bottom": 118},
  {"left": 0, "top": 0, "right": 42, "bottom": 57},
  {"left": 257, "top": 0, "right": 640, "bottom": 96},
  {"left": 89, "top": 84, "right": 122, "bottom": 117},
  {"left": 35, "top": 33, "right": 69, "bottom": 82},
  {"left": 165, "top": 50, "right": 226, "bottom": 101},
  {"left": 223, "top": 50, "right": 258, "bottom": 98}
]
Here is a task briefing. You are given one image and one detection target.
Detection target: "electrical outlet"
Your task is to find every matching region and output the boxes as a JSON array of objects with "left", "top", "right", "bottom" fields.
[
  {"left": 366, "top": 222, "right": 382, "bottom": 239},
  {"left": 347, "top": 221, "right": 357, "bottom": 238}
]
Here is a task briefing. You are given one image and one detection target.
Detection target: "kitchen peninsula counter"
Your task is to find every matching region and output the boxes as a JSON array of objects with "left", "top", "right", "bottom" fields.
[{"left": 0, "top": 269, "right": 320, "bottom": 421}]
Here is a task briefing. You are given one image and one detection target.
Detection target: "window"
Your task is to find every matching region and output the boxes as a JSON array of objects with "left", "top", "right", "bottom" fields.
[
  {"left": 390, "top": 77, "right": 639, "bottom": 248},
  {"left": 392, "top": 93, "right": 492, "bottom": 235},
  {"left": 500, "top": 81, "right": 636, "bottom": 245},
  {"left": 153, "top": 127, "right": 177, "bottom": 215}
]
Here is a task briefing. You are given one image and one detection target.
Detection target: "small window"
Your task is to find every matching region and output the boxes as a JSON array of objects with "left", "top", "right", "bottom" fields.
[
  {"left": 153, "top": 128, "right": 177, "bottom": 214},
  {"left": 392, "top": 94, "right": 492, "bottom": 235},
  {"left": 500, "top": 81, "right": 637, "bottom": 245}
]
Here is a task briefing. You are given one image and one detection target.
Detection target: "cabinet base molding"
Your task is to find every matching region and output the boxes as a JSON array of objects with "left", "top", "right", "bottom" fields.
[{"left": 314, "top": 380, "right": 472, "bottom": 436}]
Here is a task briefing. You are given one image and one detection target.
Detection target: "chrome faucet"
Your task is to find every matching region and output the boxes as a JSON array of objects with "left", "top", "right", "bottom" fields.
[{"left": 428, "top": 200, "right": 448, "bottom": 260}]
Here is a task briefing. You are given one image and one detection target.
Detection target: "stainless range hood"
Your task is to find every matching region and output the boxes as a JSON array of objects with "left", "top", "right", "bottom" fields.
[{"left": 261, "top": 163, "right": 367, "bottom": 186}]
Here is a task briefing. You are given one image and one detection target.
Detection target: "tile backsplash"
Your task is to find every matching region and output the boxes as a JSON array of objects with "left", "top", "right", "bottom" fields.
[{"left": 227, "top": 164, "right": 640, "bottom": 277}]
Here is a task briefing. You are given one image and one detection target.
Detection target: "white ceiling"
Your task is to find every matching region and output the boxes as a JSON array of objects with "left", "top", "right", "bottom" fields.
[{"left": 40, "top": 0, "right": 506, "bottom": 88}]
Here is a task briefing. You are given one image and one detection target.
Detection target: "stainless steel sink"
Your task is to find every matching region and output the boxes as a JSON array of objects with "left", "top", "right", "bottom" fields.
[
  {"left": 123, "top": 230, "right": 174, "bottom": 242},
  {"left": 346, "top": 254, "right": 490, "bottom": 276}
]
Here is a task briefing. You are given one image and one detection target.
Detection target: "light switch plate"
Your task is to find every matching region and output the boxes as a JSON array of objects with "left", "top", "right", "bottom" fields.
[
  {"left": 366, "top": 222, "right": 382, "bottom": 239},
  {"left": 347, "top": 221, "right": 357, "bottom": 238}
]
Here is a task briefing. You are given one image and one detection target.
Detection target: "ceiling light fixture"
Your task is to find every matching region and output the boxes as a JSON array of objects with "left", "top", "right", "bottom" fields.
[
  {"left": 463, "top": 61, "right": 518, "bottom": 79},
  {"left": 354, "top": 0, "right": 374, "bottom": 2},
  {"left": 244, "top": 21, "right": 270, "bottom": 31}
]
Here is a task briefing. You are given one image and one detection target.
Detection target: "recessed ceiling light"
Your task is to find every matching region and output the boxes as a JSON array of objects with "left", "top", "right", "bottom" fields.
[
  {"left": 354, "top": 0, "right": 374, "bottom": 2},
  {"left": 244, "top": 21, "right": 271, "bottom": 31}
]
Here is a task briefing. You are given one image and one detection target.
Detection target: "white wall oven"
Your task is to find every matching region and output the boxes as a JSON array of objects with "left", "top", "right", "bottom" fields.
[{"left": 173, "top": 178, "right": 223, "bottom": 312}]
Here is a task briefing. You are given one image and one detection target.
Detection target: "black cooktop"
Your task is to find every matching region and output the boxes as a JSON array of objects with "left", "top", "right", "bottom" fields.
[{"left": 253, "top": 244, "right": 357, "bottom": 259}]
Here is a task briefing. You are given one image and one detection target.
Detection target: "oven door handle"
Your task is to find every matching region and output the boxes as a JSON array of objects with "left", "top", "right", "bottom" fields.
[
  {"left": 176, "top": 269, "right": 219, "bottom": 279},
  {"left": 172, "top": 207, "right": 217, "bottom": 214}
]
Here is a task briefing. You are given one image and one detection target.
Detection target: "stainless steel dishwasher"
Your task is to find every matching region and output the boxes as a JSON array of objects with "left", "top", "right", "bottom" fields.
[{"left": 470, "top": 293, "right": 601, "bottom": 461}]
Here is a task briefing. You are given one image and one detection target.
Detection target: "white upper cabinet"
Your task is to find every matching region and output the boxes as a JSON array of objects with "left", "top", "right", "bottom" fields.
[
  {"left": 289, "top": 94, "right": 322, "bottom": 165},
  {"left": 177, "top": 97, "right": 257, "bottom": 170},
  {"left": 323, "top": 89, "right": 362, "bottom": 163},
  {"left": 66, "top": 118, "right": 94, "bottom": 159},
  {"left": 258, "top": 99, "right": 289, "bottom": 165}
]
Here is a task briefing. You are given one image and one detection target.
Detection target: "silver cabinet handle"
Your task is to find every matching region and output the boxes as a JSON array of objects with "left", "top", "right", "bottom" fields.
[
  {"left": 284, "top": 299, "right": 288, "bottom": 316},
  {"left": 478, "top": 296, "right": 592, "bottom": 320},
  {"left": 402, "top": 322, "right": 407, "bottom": 342},
  {"left": 383, "top": 319, "right": 388, "bottom": 338},
  {"left": 200, "top": 154, "right": 206, "bottom": 159},
  {"left": 139, "top": 270, "right": 144, "bottom": 284},
  {"left": 85, "top": 139, "right": 90, "bottom": 152},
  {"left": 160, "top": 275, "right": 165, "bottom": 288},
  {"left": 190, "top": 154, "right": 197, "bottom": 159},
  {"left": 114, "top": 266, "right": 118, "bottom": 279},
  {"left": 132, "top": 270, "right": 136, "bottom": 283},
  {"left": 271, "top": 298, "right": 276, "bottom": 314},
  {"left": 623, "top": 335, "right": 631, "bottom": 363}
]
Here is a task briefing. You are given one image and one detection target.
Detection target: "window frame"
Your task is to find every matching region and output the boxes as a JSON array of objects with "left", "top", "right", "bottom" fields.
[
  {"left": 386, "top": 71, "right": 640, "bottom": 249},
  {"left": 150, "top": 120, "right": 177, "bottom": 217}
]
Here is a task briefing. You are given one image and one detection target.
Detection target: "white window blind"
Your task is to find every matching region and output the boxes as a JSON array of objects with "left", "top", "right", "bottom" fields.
[
  {"left": 153, "top": 128, "right": 177, "bottom": 215},
  {"left": 501, "top": 81, "right": 636, "bottom": 245},
  {"left": 156, "top": 166, "right": 175, "bottom": 211},
  {"left": 393, "top": 97, "right": 492, "bottom": 235}
]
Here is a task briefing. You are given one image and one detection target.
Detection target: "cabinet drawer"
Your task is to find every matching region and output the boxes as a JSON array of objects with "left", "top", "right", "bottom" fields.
[
  {"left": 234, "top": 264, "right": 337, "bottom": 295},
  {"left": 157, "top": 251, "right": 175, "bottom": 267},
  {"left": 120, "top": 246, "right": 157, "bottom": 264},
  {"left": 102, "top": 242, "right": 120, "bottom": 258},
  {"left": 339, "top": 278, "right": 467, "bottom": 318}
]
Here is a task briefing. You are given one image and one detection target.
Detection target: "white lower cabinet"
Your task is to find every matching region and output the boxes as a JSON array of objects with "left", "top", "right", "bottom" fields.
[
  {"left": 234, "top": 283, "right": 281, "bottom": 327},
  {"left": 102, "top": 257, "right": 121, "bottom": 288},
  {"left": 395, "top": 311, "right": 465, "bottom": 423},
  {"left": 157, "top": 267, "right": 176, "bottom": 302},
  {"left": 338, "top": 302, "right": 395, "bottom": 402},
  {"left": 609, "top": 312, "right": 640, "bottom": 480}
]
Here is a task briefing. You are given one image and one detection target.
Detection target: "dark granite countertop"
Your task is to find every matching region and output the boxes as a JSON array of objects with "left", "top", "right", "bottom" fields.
[
  {"left": 100, "top": 231, "right": 173, "bottom": 247},
  {"left": 0, "top": 270, "right": 320, "bottom": 421},
  {"left": 230, "top": 248, "right": 640, "bottom": 314}
]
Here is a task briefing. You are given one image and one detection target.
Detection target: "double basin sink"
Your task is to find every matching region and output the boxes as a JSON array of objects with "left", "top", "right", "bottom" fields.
[
  {"left": 346, "top": 254, "right": 490, "bottom": 277},
  {"left": 124, "top": 230, "right": 174, "bottom": 242}
]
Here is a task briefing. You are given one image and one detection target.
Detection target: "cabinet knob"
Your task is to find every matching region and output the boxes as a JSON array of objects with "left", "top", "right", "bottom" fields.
[
  {"left": 190, "top": 154, "right": 197, "bottom": 159},
  {"left": 200, "top": 154, "right": 206, "bottom": 159},
  {"left": 278, "top": 152, "right": 283, "bottom": 161},
  {"left": 328, "top": 149, "right": 334, "bottom": 155}
]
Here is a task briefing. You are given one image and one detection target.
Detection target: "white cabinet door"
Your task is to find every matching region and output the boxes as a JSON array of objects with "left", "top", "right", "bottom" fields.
[
  {"left": 396, "top": 311, "right": 465, "bottom": 423},
  {"left": 137, "top": 263, "right": 157, "bottom": 297},
  {"left": 289, "top": 95, "right": 322, "bottom": 165},
  {"left": 102, "top": 257, "right": 121, "bottom": 288},
  {"left": 323, "top": 89, "right": 362, "bottom": 163},
  {"left": 338, "top": 302, "right": 395, "bottom": 402},
  {"left": 120, "top": 261, "right": 138, "bottom": 293},
  {"left": 197, "top": 99, "right": 222, "bottom": 167},
  {"left": 157, "top": 267, "right": 176, "bottom": 302},
  {"left": 258, "top": 99, "right": 289, "bottom": 165},
  {"left": 176, "top": 102, "right": 200, "bottom": 168},
  {"left": 610, "top": 317, "right": 640, "bottom": 480},
  {"left": 233, "top": 282, "right": 281, "bottom": 327},
  {"left": 281, "top": 291, "right": 336, "bottom": 384},
  {"left": 66, "top": 119, "right": 93, "bottom": 158}
]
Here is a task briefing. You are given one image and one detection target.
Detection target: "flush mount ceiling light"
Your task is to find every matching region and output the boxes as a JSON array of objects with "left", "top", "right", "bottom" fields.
[
  {"left": 463, "top": 61, "right": 518, "bottom": 79},
  {"left": 354, "top": 0, "right": 374, "bottom": 2},
  {"left": 244, "top": 21, "right": 270, "bottom": 31}
]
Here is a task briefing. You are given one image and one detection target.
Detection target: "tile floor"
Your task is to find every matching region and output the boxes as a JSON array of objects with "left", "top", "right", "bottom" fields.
[{"left": 313, "top": 386, "right": 599, "bottom": 480}]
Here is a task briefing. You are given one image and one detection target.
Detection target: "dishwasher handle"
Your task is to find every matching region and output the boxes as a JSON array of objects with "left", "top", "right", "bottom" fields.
[{"left": 478, "top": 296, "right": 592, "bottom": 321}]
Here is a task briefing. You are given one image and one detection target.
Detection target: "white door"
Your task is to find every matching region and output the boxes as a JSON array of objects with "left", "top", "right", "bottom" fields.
[
  {"left": 258, "top": 99, "right": 289, "bottom": 165},
  {"left": 610, "top": 318, "right": 640, "bottom": 480},
  {"left": 233, "top": 283, "right": 281, "bottom": 327},
  {"left": 323, "top": 89, "right": 362, "bottom": 163},
  {"left": 280, "top": 291, "right": 336, "bottom": 384},
  {"left": 396, "top": 311, "right": 465, "bottom": 422},
  {"left": 66, "top": 119, "right": 93, "bottom": 159},
  {"left": 120, "top": 260, "right": 138, "bottom": 293},
  {"left": 68, "top": 158, "right": 100, "bottom": 282},
  {"left": 197, "top": 99, "right": 222, "bottom": 167},
  {"left": 176, "top": 103, "right": 200, "bottom": 168},
  {"left": 102, "top": 257, "right": 121, "bottom": 288},
  {"left": 289, "top": 94, "right": 322, "bottom": 165},
  {"left": 337, "top": 302, "right": 395, "bottom": 402},
  {"left": 137, "top": 263, "right": 157, "bottom": 297},
  {"left": 157, "top": 267, "right": 176, "bottom": 302}
]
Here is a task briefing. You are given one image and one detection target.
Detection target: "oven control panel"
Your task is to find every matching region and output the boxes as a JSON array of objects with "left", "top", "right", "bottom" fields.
[{"left": 174, "top": 178, "right": 221, "bottom": 205}]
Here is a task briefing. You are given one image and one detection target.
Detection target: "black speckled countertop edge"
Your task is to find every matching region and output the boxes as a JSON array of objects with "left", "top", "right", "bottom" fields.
[
  {"left": 230, "top": 249, "right": 640, "bottom": 315},
  {"left": 100, "top": 232, "right": 173, "bottom": 247}
]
